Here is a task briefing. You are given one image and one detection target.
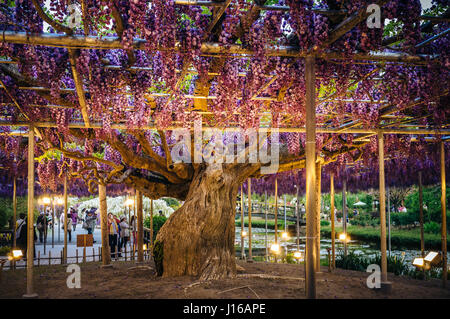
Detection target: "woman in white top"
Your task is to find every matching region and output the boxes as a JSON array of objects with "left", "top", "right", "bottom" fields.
[{"left": 119, "top": 216, "right": 130, "bottom": 252}]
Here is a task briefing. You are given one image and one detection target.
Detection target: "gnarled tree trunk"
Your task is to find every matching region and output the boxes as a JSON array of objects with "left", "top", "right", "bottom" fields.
[{"left": 153, "top": 164, "right": 243, "bottom": 281}]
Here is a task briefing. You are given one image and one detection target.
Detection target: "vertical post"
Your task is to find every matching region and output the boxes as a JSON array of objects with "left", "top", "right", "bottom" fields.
[
  {"left": 136, "top": 190, "right": 144, "bottom": 263},
  {"left": 265, "top": 191, "right": 268, "bottom": 260},
  {"left": 247, "top": 178, "right": 253, "bottom": 262},
  {"left": 150, "top": 199, "right": 154, "bottom": 249},
  {"left": 284, "top": 194, "right": 287, "bottom": 256},
  {"left": 440, "top": 141, "right": 447, "bottom": 288},
  {"left": 378, "top": 131, "right": 389, "bottom": 288},
  {"left": 23, "top": 126, "right": 37, "bottom": 298},
  {"left": 12, "top": 176, "right": 17, "bottom": 270},
  {"left": 387, "top": 185, "right": 391, "bottom": 258},
  {"left": 274, "top": 178, "right": 278, "bottom": 244},
  {"left": 330, "top": 173, "right": 335, "bottom": 269},
  {"left": 63, "top": 175, "right": 68, "bottom": 264},
  {"left": 342, "top": 179, "right": 347, "bottom": 256},
  {"left": 240, "top": 186, "right": 245, "bottom": 260},
  {"left": 305, "top": 55, "right": 317, "bottom": 299},
  {"left": 12, "top": 176, "right": 17, "bottom": 248},
  {"left": 418, "top": 171, "right": 425, "bottom": 258},
  {"left": 51, "top": 201, "right": 54, "bottom": 248},
  {"left": 99, "top": 184, "right": 111, "bottom": 266},
  {"left": 296, "top": 187, "right": 300, "bottom": 251},
  {"left": 315, "top": 162, "right": 322, "bottom": 272}
]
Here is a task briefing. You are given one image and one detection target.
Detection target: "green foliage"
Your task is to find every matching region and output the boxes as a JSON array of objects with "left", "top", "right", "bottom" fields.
[
  {"left": 161, "top": 197, "right": 181, "bottom": 210},
  {"left": 423, "top": 221, "right": 440, "bottom": 234},
  {"left": 0, "top": 246, "right": 11, "bottom": 256},
  {"left": 351, "top": 213, "right": 379, "bottom": 227},
  {"left": 336, "top": 251, "right": 408, "bottom": 276},
  {"left": 405, "top": 184, "right": 450, "bottom": 228},
  {"left": 144, "top": 215, "right": 167, "bottom": 241},
  {"left": 322, "top": 225, "right": 449, "bottom": 250},
  {"left": 0, "top": 196, "right": 32, "bottom": 230}
]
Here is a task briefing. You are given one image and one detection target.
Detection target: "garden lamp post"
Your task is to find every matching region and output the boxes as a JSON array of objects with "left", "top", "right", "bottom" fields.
[
  {"left": 56, "top": 197, "right": 64, "bottom": 244},
  {"left": 264, "top": 191, "right": 268, "bottom": 261}
]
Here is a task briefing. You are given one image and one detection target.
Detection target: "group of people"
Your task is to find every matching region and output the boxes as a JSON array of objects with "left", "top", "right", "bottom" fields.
[
  {"left": 107, "top": 213, "right": 137, "bottom": 258},
  {"left": 12, "top": 206, "right": 144, "bottom": 259}
]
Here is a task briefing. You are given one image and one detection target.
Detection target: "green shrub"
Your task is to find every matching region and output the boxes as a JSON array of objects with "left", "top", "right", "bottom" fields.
[
  {"left": 424, "top": 221, "right": 440, "bottom": 234},
  {"left": 320, "top": 220, "right": 330, "bottom": 227},
  {"left": 0, "top": 246, "right": 11, "bottom": 256},
  {"left": 144, "top": 215, "right": 167, "bottom": 241}
]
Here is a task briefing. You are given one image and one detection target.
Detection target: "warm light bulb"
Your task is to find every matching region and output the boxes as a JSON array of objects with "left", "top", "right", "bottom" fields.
[
  {"left": 12, "top": 250, "right": 23, "bottom": 259},
  {"left": 56, "top": 197, "right": 64, "bottom": 205},
  {"left": 281, "top": 232, "right": 289, "bottom": 240},
  {"left": 42, "top": 197, "right": 51, "bottom": 205},
  {"left": 293, "top": 251, "right": 302, "bottom": 259},
  {"left": 339, "top": 233, "right": 348, "bottom": 242},
  {"left": 143, "top": 244, "right": 147, "bottom": 251},
  {"left": 124, "top": 198, "right": 134, "bottom": 206},
  {"left": 270, "top": 243, "right": 280, "bottom": 254},
  {"left": 241, "top": 231, "right": 247, "bottom": 237}
]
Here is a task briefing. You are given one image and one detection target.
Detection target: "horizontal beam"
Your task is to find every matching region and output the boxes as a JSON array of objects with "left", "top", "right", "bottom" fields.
[
  {"left": 1, "top": 121, "right": 449, "bottom": 135},
  {"left": 0, "top": 32, "right": 436, "bottom": 64}
]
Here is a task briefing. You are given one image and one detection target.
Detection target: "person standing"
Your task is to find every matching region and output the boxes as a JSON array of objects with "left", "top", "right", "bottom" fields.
[
  {"left": 130, "top": 215, "right": 137, "bottom": 251},
  {"left": 85, "top": 210, "right": 97, "bottom": 236},
  {"left": 36, "top": 211, "right": 48, "bottom": 244},
  {"left": 119, "top": 216, "right": 130, "bottom": 253},
  {"left": 16, "top": 216, "right": 37, "bottom": 258},
  {"left": 63, "top": 213, "right": 73, "bottom": 242},
  {"left": 70, "top": 208, "right": 79, "bottom": 231},
  {"left": 107, "top": 213, "right": 119, "bottom": 259}
]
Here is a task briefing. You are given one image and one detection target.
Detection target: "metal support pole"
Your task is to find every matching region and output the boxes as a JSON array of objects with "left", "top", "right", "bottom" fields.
[
  {"left": 343, "top": 179, "right": 347, "bottom": 256},
  {"left": 275, "top": 178, "right": 278, "bottom": 244},
  {"left": 315, "top": 162, "right": 322, "bottom": 271},
  {"left": 248, "top": 178, "right": 253, "bottom": 262},
  {"left": 378, "top": 131, "right": 389, "bottom": 288},
  {"left": 296, "top": 187, "right": 300, "bottom": 252},
  {"left": 440, "top": 141, "right": 447, "bottom": 288},
  {"left": 305, "top": 55, "right": 317, "bottom": 299},
  {"left": 265, "top": 191, "right": 268, "bottom": 261},
  {"left": 330, "top": 173, "right": 336, "bottom": 269},
  {"left": 52, "top": 201, "right": 54, "bottom": 248},
  {"left": 240, "top": 186, "right": 245, "bottom": 260},
  {"left": 12, "top": 176, "right": 17, "bottom": 248},
  {"left": 23, "top": 126, "right": 37, "bottom": 298},
  {"left": 136, "top": 190, "right": 144, "bottom": 263},
  {"left": 150, "top": 199, "right": 154, "bottom": 249},
  {"left": 387, "top": 186, "right": 391, "bottom": 258},
  {"left": 63, "top": 175, "right": 68, "bottom": 264}
]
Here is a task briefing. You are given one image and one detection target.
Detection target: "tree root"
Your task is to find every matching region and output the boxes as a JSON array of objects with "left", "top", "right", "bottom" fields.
[{"left": 217, "top": 285, "right": 261, "bottom": 299}]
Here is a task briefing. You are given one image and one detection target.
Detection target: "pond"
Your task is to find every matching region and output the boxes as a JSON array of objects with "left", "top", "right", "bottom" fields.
[{"left": 235, "top": 226, "right": 449, "bottom": 271}]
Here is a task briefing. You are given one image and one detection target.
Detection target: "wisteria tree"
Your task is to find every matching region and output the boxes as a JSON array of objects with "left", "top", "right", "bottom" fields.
[{"left": 0, "top": 0, "right": 448, "bottom": 280}]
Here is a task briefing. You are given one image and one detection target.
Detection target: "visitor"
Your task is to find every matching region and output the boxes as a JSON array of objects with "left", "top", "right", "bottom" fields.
[
  {"left": 15, "top": 213, "right": 25, "bottom": 231},
  {"left": 108, "top": 213, "right": 119, "bottom": 259},
  {"left": 158, "top": 210, "right": 163, "bottom": 217},
  {"left": 130, "top": 215, "right": 137, "bottom": 250},
  {"left": 70, "top": 207, "right": 79, "bottom": 231},
  {"left": 84, "top": 209, "right": 97, "bottom": 238},
  {"left": 16, "top": 216, "right": 37, "bottom": 258},
  {"left": 119, "top": 216, "right": 130, "bottom": 253},
  {"left": 63, "top": 213, "right": 73, "bottom": 242}
]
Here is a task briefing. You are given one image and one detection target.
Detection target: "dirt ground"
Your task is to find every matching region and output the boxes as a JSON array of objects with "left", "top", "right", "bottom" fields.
[{"left": 1, "top": 260, "right": 449, "bottom": 299}]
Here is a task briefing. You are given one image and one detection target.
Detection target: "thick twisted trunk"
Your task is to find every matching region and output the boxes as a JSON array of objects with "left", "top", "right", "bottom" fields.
[{"left": 153, "top": 164, "right": 241, "bottom": 281}]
